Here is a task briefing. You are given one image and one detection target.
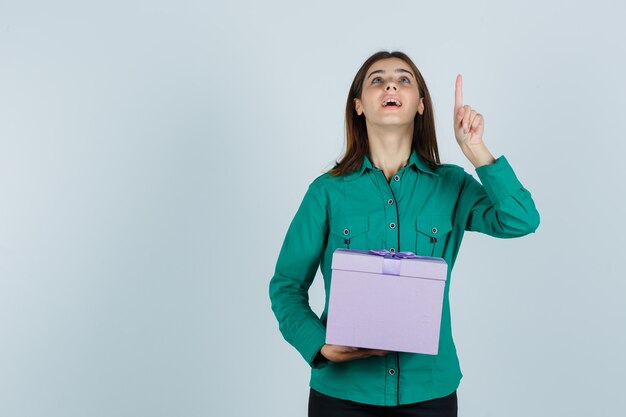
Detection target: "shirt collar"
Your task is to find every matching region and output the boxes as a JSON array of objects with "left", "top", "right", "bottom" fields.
[{"left": 353, "top": 148, "right": 439, "bottom": 178}]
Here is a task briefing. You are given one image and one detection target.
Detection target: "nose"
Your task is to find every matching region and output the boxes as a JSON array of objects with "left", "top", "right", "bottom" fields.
[{"left": 385, "top": 83, "right": 397, "bottom": 91}]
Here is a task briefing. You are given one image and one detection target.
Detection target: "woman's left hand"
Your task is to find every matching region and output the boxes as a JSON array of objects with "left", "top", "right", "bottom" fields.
[{"left": 453, "top": 74, "right": 485, "bottom": 148}]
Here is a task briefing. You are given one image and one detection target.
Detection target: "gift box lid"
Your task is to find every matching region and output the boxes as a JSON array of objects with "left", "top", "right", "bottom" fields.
[{"left": 331, "top": 248, "right": 447, "bottom": 281}]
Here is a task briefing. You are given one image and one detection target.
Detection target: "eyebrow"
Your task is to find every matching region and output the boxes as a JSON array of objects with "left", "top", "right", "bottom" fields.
[{"left": 367, "top": 68, "right": 415, "bottom": 80}]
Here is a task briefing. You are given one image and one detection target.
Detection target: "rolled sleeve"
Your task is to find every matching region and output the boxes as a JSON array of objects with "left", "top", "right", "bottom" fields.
[
  {"left": 462, "top": 155, "right": 540, "bottom": 237},
  {"left": 269, "top": 180, "right": 329, "bottom": 368}
]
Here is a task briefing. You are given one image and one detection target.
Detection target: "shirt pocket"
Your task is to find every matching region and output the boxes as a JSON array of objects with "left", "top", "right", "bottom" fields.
[
  {"left": 415, "top": 215, "right": 453, "bottom": 257},
  {"left": 329, "top": 215, "right": 370, "bottom": 250}
]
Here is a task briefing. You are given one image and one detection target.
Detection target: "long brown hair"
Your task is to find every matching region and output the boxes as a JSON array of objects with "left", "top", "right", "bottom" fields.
[{"left": 328, "top": 51, "right": 441, "bottom": 176}]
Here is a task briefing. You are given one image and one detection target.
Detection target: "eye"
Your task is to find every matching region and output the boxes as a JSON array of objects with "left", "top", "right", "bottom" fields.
[{"left": 371, "top": 76, "right": 411, "bottom": 84}]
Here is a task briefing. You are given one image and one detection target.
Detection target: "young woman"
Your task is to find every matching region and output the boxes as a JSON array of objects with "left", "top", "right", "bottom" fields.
[{"left": 269, "top": 50, "right": 540, "bottom": 417}]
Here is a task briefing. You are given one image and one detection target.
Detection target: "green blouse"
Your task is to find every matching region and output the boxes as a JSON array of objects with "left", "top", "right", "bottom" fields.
[{"left": 269, "top": 148, "right": 540, "bottom": 406}]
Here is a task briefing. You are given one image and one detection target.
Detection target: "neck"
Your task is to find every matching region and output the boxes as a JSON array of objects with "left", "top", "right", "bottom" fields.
[{"left": 366, "top": 122, "right": 413, "bottom": 181}]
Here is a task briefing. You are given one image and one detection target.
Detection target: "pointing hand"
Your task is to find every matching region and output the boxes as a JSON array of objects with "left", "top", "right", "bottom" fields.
[{"left": 453, "top": 74, "right": 485, "bottom": 148}]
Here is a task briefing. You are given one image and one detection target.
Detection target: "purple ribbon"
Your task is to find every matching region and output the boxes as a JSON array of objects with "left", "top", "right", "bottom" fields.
[
  {"left": 367, "top": 249, "right": 420, "bottom": 259},
  {"left": 369, "top": 249, "right": 418, "bottom": 275},
  {"left": 336, "top": 248, "right": 434, "bottom": 276}
]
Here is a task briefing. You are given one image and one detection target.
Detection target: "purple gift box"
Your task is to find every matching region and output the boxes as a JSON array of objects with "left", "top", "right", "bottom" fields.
[{"left": 325, "top": 248, "right": 448, "bottom": 355}]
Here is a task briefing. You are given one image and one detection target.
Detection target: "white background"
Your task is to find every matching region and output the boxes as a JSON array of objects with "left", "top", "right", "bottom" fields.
[{"left": 1, "top": 1, "right": 625, "bottom": 416}]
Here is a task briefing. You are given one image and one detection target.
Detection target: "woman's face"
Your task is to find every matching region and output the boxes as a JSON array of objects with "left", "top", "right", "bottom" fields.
[{"left": 353, "top": 57, "right": 424, "bottom": 128}]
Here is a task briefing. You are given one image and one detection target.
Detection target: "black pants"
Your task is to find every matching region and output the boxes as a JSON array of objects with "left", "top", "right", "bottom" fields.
[{"left": 308, "top": 388, "right": 457, "bottom": 417}]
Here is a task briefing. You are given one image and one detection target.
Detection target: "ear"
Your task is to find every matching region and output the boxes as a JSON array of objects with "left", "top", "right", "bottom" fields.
[
  {"left": 353, "top": 98, "right": 363, "bottom": 116},
  {"left": 417, "top": 97, "right": 425, "bottom": 115}
]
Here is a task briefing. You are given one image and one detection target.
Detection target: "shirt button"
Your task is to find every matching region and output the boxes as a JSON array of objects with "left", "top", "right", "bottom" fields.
[
  {"left": 431, "top": 227, "right": 438, "bottom": 234},
  {"left": 394, "top": 175, "right": 400, "bottom": 181},
  {"left": 389, "top": 248, "right": 395, "bottom": 253},
  {"left": 389, "top": 369, "right": 396, "bottom": 375},
  {"left": 389, "top": 222, "right": 396, "bottom": 229},
  {"left": 343, "top": 228, "right": 350, "bottom": 235},
  {"left": 387, "top": 198, "right": 394, "bottom": 205}
]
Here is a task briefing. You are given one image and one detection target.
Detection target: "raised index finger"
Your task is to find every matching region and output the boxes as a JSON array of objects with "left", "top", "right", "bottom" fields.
[{"left": 454, "top": 73, "right": 463, "bottom": 111}]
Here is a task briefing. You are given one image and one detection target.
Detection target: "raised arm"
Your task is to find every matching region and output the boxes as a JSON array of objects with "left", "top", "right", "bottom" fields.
[{"left": 452, "top": 73, "right": 539, "bottom": 236}]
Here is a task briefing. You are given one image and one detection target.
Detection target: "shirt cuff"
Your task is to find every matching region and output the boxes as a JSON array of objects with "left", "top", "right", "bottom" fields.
[
  {"left": 310, "top": 347, "right": 329, "bottom": 369},
  {"left": 474, "top": 155, "right": 523, "bottom": 205},
  {"left": 300, "top": 323, "right": 329, "bottom": 369}
]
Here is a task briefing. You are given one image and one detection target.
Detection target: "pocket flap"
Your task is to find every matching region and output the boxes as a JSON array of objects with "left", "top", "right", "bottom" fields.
[
  {"left": 330, "top": 216, "right": 369, "bottom": 238},
  {"left": 415, "top": 215, "right": 452, "bottom": 238}
]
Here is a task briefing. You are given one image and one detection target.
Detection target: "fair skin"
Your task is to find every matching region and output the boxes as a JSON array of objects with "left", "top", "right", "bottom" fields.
[{"left": 320, "top": 58, "right": 496, "bottom": 363}]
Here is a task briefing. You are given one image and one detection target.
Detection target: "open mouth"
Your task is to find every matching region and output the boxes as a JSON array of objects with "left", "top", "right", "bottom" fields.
[{"left": 382, "top": 98, "right": 402, "bottom": 108}]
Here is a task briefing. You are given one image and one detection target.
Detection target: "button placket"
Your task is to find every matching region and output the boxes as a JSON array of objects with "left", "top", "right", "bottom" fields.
[{"left": 377, "top": 170, "right": 400, "bottom": 255}]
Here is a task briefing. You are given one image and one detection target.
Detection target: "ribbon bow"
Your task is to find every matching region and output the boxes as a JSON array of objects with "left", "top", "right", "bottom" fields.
[
  {"left": 367, "top": 249, "right": 419, "bottom": 275},
  {"left": 367, "top": 249, "right": 421, "bottom": 259}
]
